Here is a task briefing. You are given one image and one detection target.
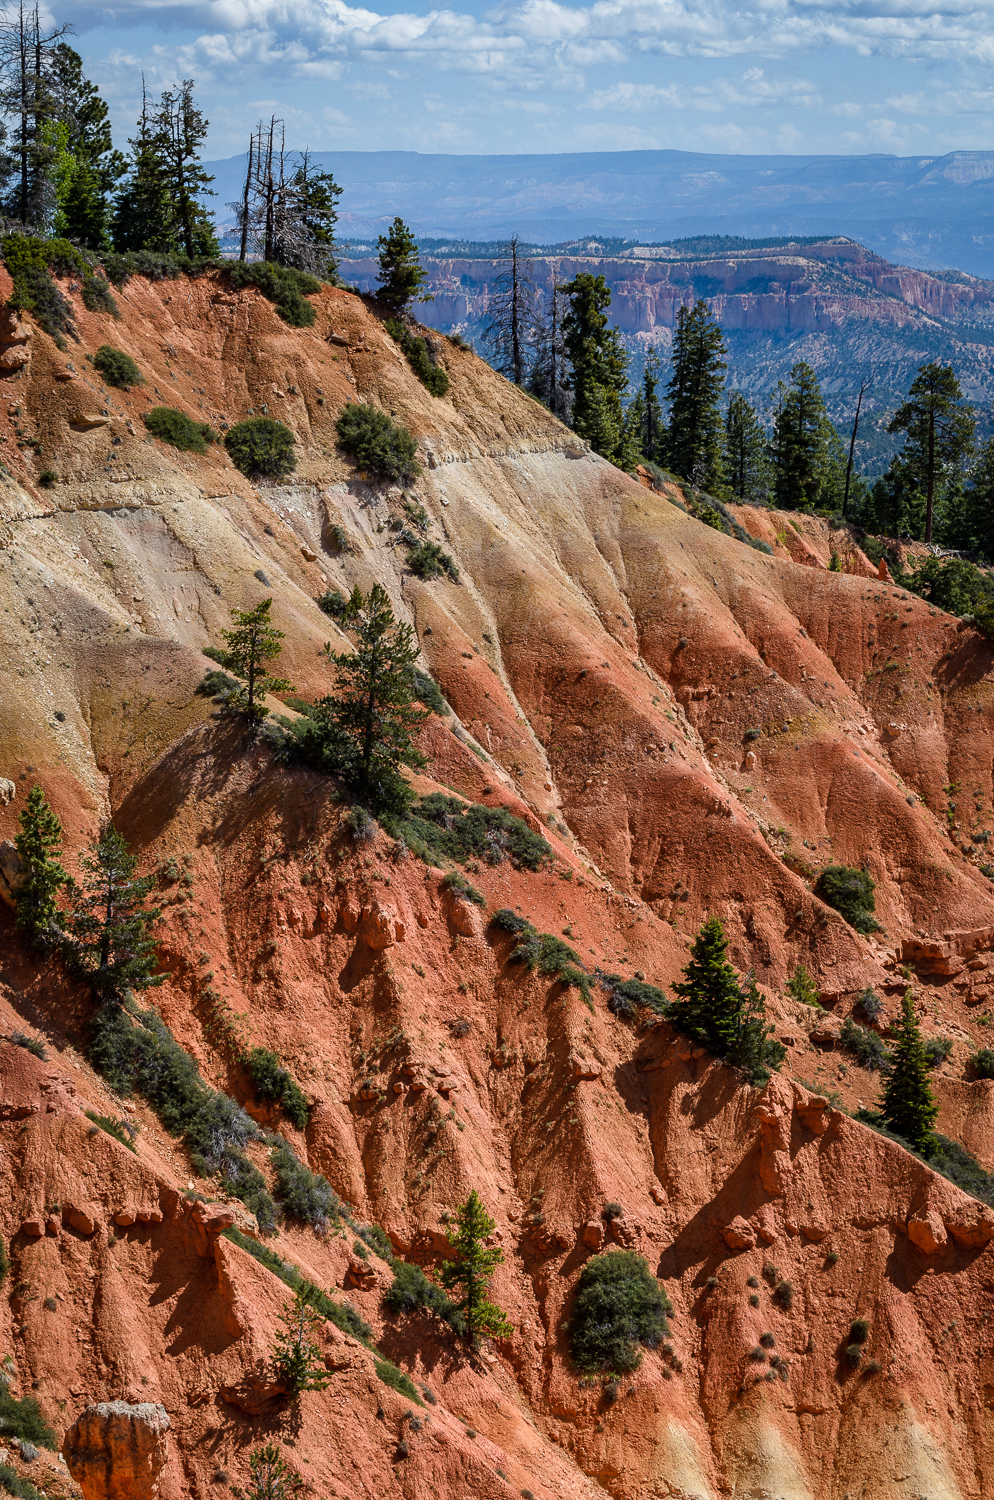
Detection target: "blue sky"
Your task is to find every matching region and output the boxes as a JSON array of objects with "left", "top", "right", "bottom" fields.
[{"left": 67, "top": 0, "right": 994, "bottom": 158}]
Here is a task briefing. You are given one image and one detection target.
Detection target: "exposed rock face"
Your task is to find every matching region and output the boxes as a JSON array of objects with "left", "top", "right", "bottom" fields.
[
  {"left": 0, "top": 839, "right": 27, "bottom": 907},
  {"left": 62, "top": 1402, "right": 170, "bottom": 1500}
]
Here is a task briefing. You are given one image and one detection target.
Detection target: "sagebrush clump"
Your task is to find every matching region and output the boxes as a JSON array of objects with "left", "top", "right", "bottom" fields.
[
  {"left": 143, "top": 406, "right": 213, "bottom": 454},
  {"left": 93, "top": 344, "right": 142, "bottom": 388},
  {"left": 335, "top": 403, "right": 419, "bottom": 481},
  {"left": 569, "top": 1250, "right": 672, "bottom": 1372},
  {"left": 224, "top": 417, "right": 296, "bottom": 480}
]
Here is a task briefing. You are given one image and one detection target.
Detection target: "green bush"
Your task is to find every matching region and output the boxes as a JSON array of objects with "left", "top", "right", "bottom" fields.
[
  {"left": 89, "top": 1000, "right": 278, "bottom": 1231},
  {"left": 144, "top": 406, "right": 212, "bottom": 454},
  {"left": 786, "top": 965, "right": 821, "bottom": 1008},
  {"left": 383, "top": 1262, "right": 464, "bottom": 1333},
  {"left": 224, "top": 417, "right": 296, "bottom": 480},
  {"left": 335, "top": 403, "right": 419, "bottom": 482},
  {"left": 969, "top": 1048, "right": 994, "bottom": 1079},
  {"left": 317, "top": 589, "right": 349, "bottom": 619},
  {"left": 509, "top": 927, "right": 592, "bottom": 999},
  {"left": 413, "top": 669, "right": 449, "bottom": 715},
  {"left": 374, "top": 1358, "right": 424, "bottom": 1405},
  {"left": 603, "top": 975, "right": 668, "bottom": 1019},
  {"left": 11, "top": 1030, "right": 45, "bottom": 1059},
  {"left": 393, "top": 793, "right": 552, "bottom": 871},
  {"left": 844, "top": 1343, "right": 863, "bottom": 1369},
  {"left": 490, "top": 908, "right": 532, "bottom": 934},
  {"left": 195, "top": 667, "right": 239, "bottom": 699},
  {"left": 245, "top": 1047, "right": 309, "bottom": 1130},
  {"left": 849, "top": 1318, "right": 870, "bottom": 1343},
  {"left": 569, "top": 1250, "right": 671, "bottom": 1373},
  {"left": 81, "top": 276, "right": 118, "bottom": 316},
  {"left": 0, "top": 1461, "right": 43, "bottom": 1500},
  {"left": 856, "top": 986, "right": 883, "bottom": 1021},
  {"left": 93, "top": 344, "right": 142, "bottom": 389},
  {"left": 384, "top": 319, "right": 450, "bottom": 397},
  {"left": 85, "top": 1111, "right": 137, "bottom": 1153},
  {"left": 841, "top": 1017, "right": 892, "bottom": 1072},
  {"left": 923, "top": 1036, "right": 954, "bottom": 1069},
  {"left": 441, "top": 870, "right": 485, "bottom": 907},
  {"left": 102, "top": 249, "right": 207, "bottom": 286},
  {"left": 2, "top": 233, "right": 75, "bottom": 342},
  {"left": 270, "top": 1144, "right": 342, "bottom": 1229},
  {"left": 406, "top": 540, "right": 459, "bottom": 581},
  {"left": 224, "top": 260, "right": 321, "bottom": 328},
  {"left": 0, "top": 1385, "right": 56, "bottom": 1448},
  {"left": 815, "top": 864, "right": 882, "bottom": 934}
]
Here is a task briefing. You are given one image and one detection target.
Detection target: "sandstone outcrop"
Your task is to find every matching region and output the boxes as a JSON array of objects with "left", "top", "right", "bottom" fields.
[{"left": 62, "top": 1403, "right": 170, "bottom": 1500}]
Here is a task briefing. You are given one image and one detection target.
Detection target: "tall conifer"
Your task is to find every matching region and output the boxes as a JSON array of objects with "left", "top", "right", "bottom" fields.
[
  {"left": 14, "top": 785, "right": 67, "bottom": 950},
  {"left": 882, "top": 993, "right": 939, "bottom": 1153},
  {"left": 664, "top": 301, "right": 727, "bottom": 493}
]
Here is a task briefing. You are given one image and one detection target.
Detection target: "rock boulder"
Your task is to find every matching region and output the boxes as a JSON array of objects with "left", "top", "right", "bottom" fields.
[{"left": 62, "top": 1402, "right": 171, "bottom": 1500}]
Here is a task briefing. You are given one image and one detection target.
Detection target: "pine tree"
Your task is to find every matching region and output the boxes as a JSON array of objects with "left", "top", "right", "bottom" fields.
[
  {"left": 306, "top": 584, "right": 428, "bottom": 813},
  {"left": 727, "top": 974, "right": 786, "bottom": 1086},
  {"left": 664, "top": 301, "right": 727, "bottom": 494},
  {"left": 561, "top": 272, "right": 629, "bottom": 466},
  {"left": 235, "top": 1445, "right": 307, "bottom": 1500},
  {"left": 724, "top": 392, "right": 770, "bottom": 504},
  {"left": 215, "top": 598, "right": 294, "bottom": 721},
  {"left": 287, "top": 151, "right": 341, "bottom": 276},
  {"left": 771, "top": 362, "right": 833, "bottom": 511},
  {"left": 271, "top": 1287, "right": 330, "bottom": 1398},
  {"left": 887, "top": 361, "right": 975, "bottom": 544},
  {"left": 617, "top": 392, "right": 644, "bottom": 473},
  {"left": 64, "top": 825, "right": 162, "bottom": 1001},
  {"left": 529, "top": 270, "right": 570, "bottom": 421},
  {"left": 13, "top": 785, "right": 67, "bottom": 951},
  {"left": 111, "top": 83, "right": 177, "bottom": 253},
  {"left": 881, "top": 992, "right": 939, "bottom": 1153},
  {"left": 482, "top": 234, "right": 537, "bottom": 386},
  {"left": 641, "top": 346, "right": 665, "bottom": 463},
  {"left": 375, "top": 217, "right": 431, "bottom": 316},
  {"left": 150, "top": 80, "right": 216, "bottom": 258},
  {"left": 667, "top": 916, "right": 744, "bottom": 1057},
  {"left": 0, "top": 1, "right": 72, "bottom": 227},
  {"left": 46, "top": 43, "right": 123, "bottom": 247},
  {"left": 951, "top": 435, "right": 994, "bottom": 562},
  {"left": 438, "top": 1190, "right": 513, "bottom": 1342}
]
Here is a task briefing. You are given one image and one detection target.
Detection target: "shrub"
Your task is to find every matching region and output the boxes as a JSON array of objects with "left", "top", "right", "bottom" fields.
[
  {"left": 383, "top": 1262, "right": 463, "bottom": 1332},
  {"left": 346, "top": 805, "right": 376, "bottom": 843},
  {"left": 245, "top": 1048, "right": 309, "bottom": 1130},
  {"left": 490, "top": 908, "right": 532, "bottom": 934},
  {"left": 841, "top": 1017, "right": 892, "bottom": 1073},
  {"left": 601, "top": 1202, "right": 623, "bottom": 1222},
  {"left": 224, "top": 417, "right": 296, "bottom": 480},
  {"left": 224, "top": 260, "right": 321, "bottom": 328},
  {"left": 969, "top": 1048, "right": 994, "bottom": 1080},
  {"left": 335, "top": 403, "right": 420, "bottom": 482},
  {"left": 10, "top": 1030, "right": 45, "bottom": 1059},
  {"left": 195, "top": 667, "right": 239, "bottom": 699},
  {"left": 786, "top": 965, "right": 821, "bottom": 1008},
  {"left": 849, "top": 1318, "right": 870, "bottom": 1344},
  {"left": 317, "top": 589, "right": 349, "bottom": 619},
  {"left": 413, "top": 669, "right": 448, "bottom": 715},
  {"left": 384, "top": 319, "right": 451, "bottom": 397},
  {"left": 101, "top": 249, "right": 206, "bottom": 285},
  {"left": 144, "top": 406, "right": 212, "bottom": 454},
  {"left": 270, "top": 1144, "right": 342, "bottom": 1229},
  {"left": 772, "top": 1280, "right": 794, "bottom": 1311},
  {"left": 856, "top": 986, "right": 884, "bottom": 1021},
  {"left": 441, "top": 870, "right": 485, "bottom": 907},
  {"left": 569, "top": 1250, "right": 672, "bottom": 1373},
  {"left": 759, "top": 1331, "right": 776, "bottom": 1348},
  {"left": 814, "top": 864, "right": 882, "bottom": 934},
  {"left": 923, "top": 1035, "right": 954, "bottom": 1069},
  {"left": 2, "top": 233, "right": 77, "bottom": 342},
  {"left": 509, "top": 928, "right": 591, "bottom": 1000},
  {"left": 394, "top": 794, "right": 552, "bottom": 871},
  {"left": 603, "top": 974, "right": 668, "bottom": 1019},
  {"left": 88, "top": 1000, "right": 278, "bottom": 1231},
  {"left": 85, "top": 1111, "right": 138, "bottom": 1153},
  {"left": 37, "top": 470, "right": 56, "bottom": 488},
  {"left": 0, "top": 1385, "right": 56, "bottom": 1448},
  {"left": 80, "top": 275, "right": 118, "bottom": 315},
  {"left": 374, "top": 1359, "right": 424, "bottom": 1405},
  {"left": 844, "top": 1343, "right": 863, "bottom": 1369},
  {"left": 93, "top": 345, "right": 142, "bottom": 389},
  {"left": 406, "top": 540, "right": 459, "bottom": 581}
]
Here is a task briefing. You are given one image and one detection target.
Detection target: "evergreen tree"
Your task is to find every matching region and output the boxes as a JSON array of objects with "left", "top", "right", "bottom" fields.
[
  {"left": 150, "top": 79, "right": 216, "bottom": 258},
  {"left": 887, "top": 362, "right": 975, "bottom": 544},
  {"left": 725, "top": 391, "right": 771, "bottom": 504},
  {"left": 619, "top": 389, "right": 645, "bottom": 472},
  {"left": 771, "top": 362, "right": 834, "bottom": 511},
  {"left": 305, "top": 584, "right": 428, "bottom": 813},
  {"left": 214, "top": 598, "right": 294, "bottom": 721},
  {"left": 46, "top": 43, "right": 123, "bottom": 247},
  {"left": 375, "top": 217, "right": 430, "bottom": 316},
  {"left": 561, "top": 272, "right": 629, "bottom": 467},
  {"left": 641, "top": 346, "right": 665, "bottom": 463},
  {"left": 0, "top": 1, "right": 72, "bottom": 227},
  {"left": 111, "top": 83, "right": 178, "bottom": 253},
  {"left": 287, "top": 152, "right": 341, "bottom": 276},
  {"left": 667, "top": 915, "right": 743, "bottom": 1056},
  {"left": 271, "top": 1287, "right": 330, "bottom": 1398},
  {"left": 64, "top": 825, "right": 162, "bottom": 1000},
  {"left": 438, "top": 1190, "right": 513, "bottom": 1342},
  {"left": 951, "top": 434, "right": 994, "bottom": 562},
  {"left": 236, "top": 1445, "right": 307, "bottom": 1500},
  {"left": 728, "top": 973, "right": 786, "bottom": 1086},
  {"left": 482, "top": 234, "right": 537, "bottom": 386},
  {"left": 881, "top": 992, "right": 939, "bottom": 1153},
  {"left": 13, "top": 785, "right": 67, "bottom": 951},
  {"left": 664, "top": 301, "right": 727, "bottom": 493}
]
